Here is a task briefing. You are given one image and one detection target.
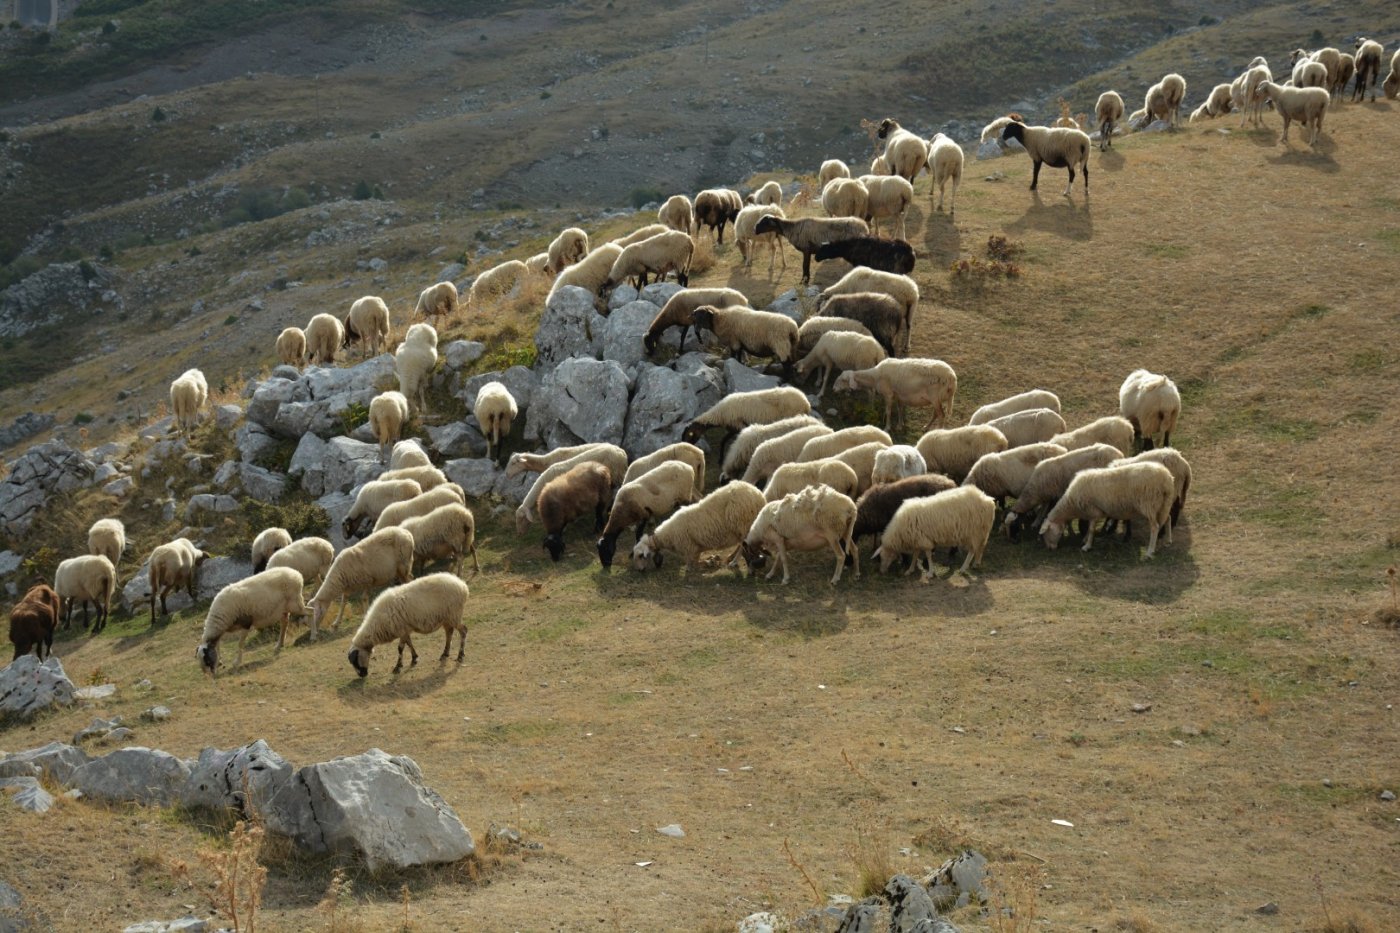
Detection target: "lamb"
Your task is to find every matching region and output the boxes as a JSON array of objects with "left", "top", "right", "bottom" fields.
[
  {"left": 620, "top": 442, "right": 706, "bottom": 498},
  {"left": 372, "top": 483, "right": 468, "bottom": 534},
  {"left": 915, "top": 425, "right": 1008, "bottom": 483},
  {"left": 389, "top": 439, "right": 432, "bottom": 470},
  {"left": 658, "top": 194, "right": 695, "bottom": 234},
  {"left": 1051, "top": 415, "right": 1135, "bottom": 455},
  {"left": 195, "top": 567, "right": 309, "bottom": 675},
  {"left": 251, "top": 527, "right": 292, "bottom": 573},
  {"left": 817, "top": 159, "right": 851, "bottom": 187},
  {"left": 874, "top": 486, "right": 996, "bottom": 580},
  {"left": 304, "top": 313, "right": 344, "bottom": 366},
  {"left": 1385, "top": 49, "right": 1400, "bottom": 100},
  {"left": 821, "top": 177, "right": 869, "bottom": 220},
  {"left": 831, "top": 441, "right": 890, "bottom": 495},
  {"left": 797, "top": 426, "right": 893, "bottom": 463},
  {"left": 395, "top": 321, "right": 438, "bottom": 412},
  {"left": 682, "top": 387, "right": 812, "bottom": 455},
  {"left": 815, "top": 292, "right": 906, "bottom": 358},
  {"left": 342, "top": 479, "right": 425, "bottom": 538},
  {"left": 742, "top": 485, "right": 859, "bottom": 585},
  {"left": 1000, "top": 122, "right": 1091, "bottom": 196},
  {"left": 368, "top": 391, "right": 410, "bottom": 462},
  {"left": 1095, "top": 91, "right": 1124, "bottom": 149},
  {"left": 734, "top": 204, "right": 787, "bottom": 275},
  {"left": 763, "top": 458, "right": 860, "bottom": 502},
  {"left": 1254, "top": 80, "right": 1329, "bottom": 144},
  {"left": 603, "top": 230, "right": 694, "bottom": 291},
  {"left": 693, "top": 188, "right": 743, "bottom": 243},
  {"left": 817, "top": 268, "right": 919, "bottom": 352},
  {"left": 1112, "top": 448, "right": 1192, "bottom": 527},
  {"left": 796, "top": 316, "right": 874, "bottom": 356},
  {"left": 630, "top": 481, "right": 766, "bottom": 572},
  {"left": 9, "top": 584, "right": 60, "bottom": 661},
  {"left": 544, "top": 227, "right": 590, "bottom": 275},
  {"left": 596, "top": 461, "right": 699, "bottom": 569},
  {"left": 87, "top": 517, "right": 126, "bottom": 569},
  {"left": 548, "top": 243, "right": 623, "bottom": 301},
  {"left": 147, "top": 538, "right": 211, "bottom": 620},
  {"left": 170, "top": 368, "right": 208, "bottom": 436},
  {"left": 1039, "top": 462, "right": 1174, "bottom": 557},
  {"left": 346, "top": 573, "right": 470, "bottom": 677},
  {"left": 1118, "top": 369, "right": 1181, "bottom": 450},
  {"left": 400, "top": 503, "right": 480, "bottom": 575},
  {"left": 54, "top": 554, "right": 117, "bottom": 632},
  {"left": 858, "top": 174, "right": 914, "bottom": 240},
  {"left": 961, "top": 442, "right": 1067, "bottom": 508},
  {"left": 537, "top": 462, "right": 615, "bottom": 562},
  {"left": 968, "top": 389, "right": 1061, "bottom": 425},
  {"left": 1002, "top": 443, "right": 1124, "bottom": 540},
  {"left": 871, "top": 445, "right": 928, "bottom": 486},
  {"left": 308, "top": 526, "right": 415, "bottom": 638},
  {"left": 643, "top": 287, "right": 748, "bottom": 355},
  {"left": 264, "top": 536, "right": 335, "bottom": 588},
  {"left": 611, "top": 223, "right": 671, "bottom": 248},
  {"left": 833, "top": 358, "right": 958, "bottom": 433},
  {"left": 469, "top": 260, "right": 529, "bottom": 309},
  {"left": 414, "top": 281, "right": 458, "bottom": 325},
  {"left": 794, "top": 330, "right": 886, "bottom": 396},
  {"left": 753, "top": 215, "right": 870, "bottom": 282},
  {"left": 515, "top": 444, "right": 628, "bottom": 534},
  {"left": 812, "top": 237, "right": 915, "bottom": 275},
  {"left": 276, "top": 327, "right": 306, "bottom": 368},
  {"left": 1353, "top": 38, "right": 1384, "bottom": 102},
  {"left": 852, "top": 474, "right": 957, "bottom": 551},
  {"left": 985, "top": 407, "right": 1066, "bottom": 448},
  {"left": 525, "top": 252, "right": 550, "bottom": 276},
  {"left": 747, "top": 180, "right": 783, "bottom": 206},
  {"left": 473, "top": 381, "right": 518, "bottom": 461},
  {"left": 739, "top": 425, "right": 834, "bottom": 488},
  {"left": 925, "top": 133, "right": 964, "bottom": 211},
  {"left": 719, "top": 415, "right": 826, "bottom": 483},
  {"left": 343, "top": 296, "right": 390, "bottom": 358},
  {"left": 377, "top": 463, "right": 449, "bottom": 491},
  {"left": 874, "top": 119, "right": 930, "bottom": 183}
]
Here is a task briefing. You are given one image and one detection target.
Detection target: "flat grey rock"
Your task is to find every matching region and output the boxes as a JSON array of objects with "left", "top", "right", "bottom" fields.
[{"left": 0, "top": 656, "right": 76, "bottom": 721}]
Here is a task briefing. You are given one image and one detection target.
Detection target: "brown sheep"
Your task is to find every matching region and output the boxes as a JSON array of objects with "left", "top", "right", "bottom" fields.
[
  {"left": 9, "top": 584, "right": 61, "bottom": 661},
  {"left": 538, "top": 462, "right": 616, "bottom": 562}
]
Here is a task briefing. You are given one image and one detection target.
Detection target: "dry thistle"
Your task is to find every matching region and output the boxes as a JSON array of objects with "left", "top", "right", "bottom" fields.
[
  {"left": 197, "top": 820, "right": 267, "bottom": 933},
  {"left": 782, "top": 837, "right": 824, "bottom": 905}
]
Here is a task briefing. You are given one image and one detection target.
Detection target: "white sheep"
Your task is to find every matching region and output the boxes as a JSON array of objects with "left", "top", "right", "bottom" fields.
[
  {"left": 747, "top": 180, "right": 783, "bottom": 206},
  {"left": 797, "top": 425, "right": 892, "bottom": 463},
  {"left": 984, "top": 407, "right": 1066, "bottom": 448},
  {"left": 612, "top": 223, "right": 672, "bottom": 248},
  {"left": 962, "top": 442, "right": 1067, "bottom": 507},
  {"left": 595, "top": 460, "right": 700, "bottom": 569},
  {"left": 857, "top": 174, "right": 914, "bottom": 240},
  {"left": 734, "top": 204, "right": 787, "bottom": 275},
  {"left": 833, "top": 358, "right": 957, "bottom": 433},
  {"left": 871, "top": 445, "right": 927, "bottom": 486},
  {"left": 87, "top": 518, "right": 126, "bottom": 570},
  {"left": 719, "top": 415, "right": 826, "bottom": 483},
  {"left": 368, "top": 391, "right": 410, "bottom": 463},
  {"left": 1000, "top": 123, "right": 1091, "bottom": 196},
  {"left": 658, "top": 194, "right": 695, "bottom": 234},
  {"left": 545, "top": 227, "right": 590, "bottom": 275},
  {"left": 343, "top": 479, "right": 425, "bottom": 539},
  {"left": 1188, "top": 84, "right": 1234, "bottom": 122},
  {"left": 763, "top": 458, "right": 860, "bottom": 502},
  {"left": 1385, "top": 49, "right": 1400, "bottom": 100},
  {"left": 740, "top": 425, "right": 834, "bottom": 488},
  {"left": 874, "top": 486, "right": 996, "bottom": 580},
  {"left": 1002, "top": 443, "right": 1125, "bottom": 539},
  {"left": 1040, "top": 462, "right": 1174, "bottom": 557},
  {"left": 1147, "top": 73, "right": 1186, "bottom": 127},
  {"left": 875, "top": 119, "right": 930, "bottom": 182},
  {"left": 170, "top": 368, "right": 208, "bottom": 436},
  {"left": 821, "top": 177, "right": 870, "bottom": 219},
  {"left": 395, "top": 321, "right": 438, "bottom": 412},
  {"left": 794, "top": 330, "right": 886, "bottom": 396},
  {"left": 644, "top": 286, "right": 750, "bottom": 354},
  {"left": 469, "top": 260, "right": 529, "bottom": 310},
  {"left": 1051, "top": 416, "right": 1135, "bottom": 456},
  {"left": 604, "top": 230, "right": 694, "bottom": 291},
  {"left": 1254, "top": 80, "right": 1329, "bottom": 145},
  {"left": 400, "top": 502, "right": 480, "bottom": 576},
  {"left": 915, "top": 425, "right": 1008, "bottom": 482},
  {"left": 265, "top": 537, "right": 335, "bottom": 588},
  {"left": 1292, "top": 59, "right": 1328, "bottom": 89},
  {"left": 683, "top": 385, "right": 811, "bottom": 453},
  {"left": 1239, "top": 63, "right": 1273, "bottom": 127},
  {"left": 1118, "top": 369, "right": 1181, "bottom": 450},
  {"left": 196, "top": 567, "right": 309, "bottom": 675},
  {"left": 414, "top": 281, "right": 458, "bottom": 324},
  {"left": 147, "top": 538, "right": 211, "bottom": 620},
  {"left": 251, "top": 527, "right": 292, "bottom": 573},
  {"left": 389, "top": 439, "right": 432, "bottom": 470},
  {"left": 1112, "top": 447, "right": 1192, "bottom": 528},
  {"left": 818, "top": 268, "right": 919, "bottom": 348},
  {"left": 832, "top": 441, "right": 890, "bottom": 495},
  {"left": 473, "top": 381, "right": 518, "bottom": 461},
  {"left": 742, "top": 485, "right": 859, "bottom": 585},
  {"left": 344, "top": 296, "right": 391, "bottom": 358},
  {"left": 870, "top": 154, "right": 890, "bottom": 174},
  {"left": 308, "top": 526, "right": 415, "bottom": 638},
  {"left": 621, "top": 441, "right": 706, "bottom": 498},
  {"left": 304, "top": 313, "right": 344, "bottom": 366},
  {"left": 373, "top": 483, "right": 467, "bottom": 534},
  {"left": 1095, "top": 91, "right": 1125, "bottom": 149},
  {"left": 818, "top": 159, "right": 851, "bottom": 187},
  {"left": 926, "top": 133, "right": 964, "bottom": 211},
  {"left": 814, "top": 293, "right": 905, "bottom": 357},
  {"left": 525, "top": 252, "right": 551, "bottom": 276},
  {"left": 968, "top": 389, "right": 1061, "bottom": 425},
  {"left": 1353, "top": 38, "right": 1384, "bottom": 102},
  {"left": 377, "top": 463, "right": 449, "bottom": 490},
  {"left": 54, "top": 554, "right": 116, "bottom": 631},
  {"left": 276, "top": 327, "right": 306, "bottom": 369},
  {"left": 515, "top": 444, "right": 628, "bottom": 533},
  {"left": 630, "top": 481, "right": 767, "bottom": 572},
  {"left": 346, "top": 573, "right": 469, "bottom": 677}
]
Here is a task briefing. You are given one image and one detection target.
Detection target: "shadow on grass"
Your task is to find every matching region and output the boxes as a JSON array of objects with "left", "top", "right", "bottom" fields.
[
  {"left": 1004, "top": 192, "right": 1093, "bottom": 241},
  {"left": 991, "top": 520, "right": 1200, "bottom": 603},
  {"left": 335, "top": 654, "right": 465, "bottom": 702},
  {"left": 921, "top": 206, "right": 962, "bottom": 265},
  {"left": 1096, "top": 148, "right": 1126, "bottom": 172},
  {"left": 1266, "top": 141, "right": 1339, "bottom": 172}
]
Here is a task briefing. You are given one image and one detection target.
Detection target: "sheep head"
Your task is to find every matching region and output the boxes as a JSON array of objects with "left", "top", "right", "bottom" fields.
[
  {"left": 196, "top": 642, "right": 219, "bottom": 677},
  {"left": 543, "top": 533, "right": 566, "bottom": 563},
  {"left": 680, "top": 420, "right": 704, "bottom": 444},
  {"left": 1039, "top": 519, "right": 1065, "bottom": 550},
  {"left": 347, "top": 647, "right": 370, "bottom": 678},
  {"left": 629, "top": 535, "right": 663, "bottom": 571},
  {"left": 876, "top": 118, "right": 899, "bottom": 139},
  {"left": 596, "top": 533, "right": 618, "bottom": 570},
  {"left": 740, "top": 540, "right": 768, "bottom": 572},
  {"left": 1001, "top": 122, "right": 1026, "bottom": 145},
  {"left": 831, "top": 371, "right": 856, "bottom": 394}
]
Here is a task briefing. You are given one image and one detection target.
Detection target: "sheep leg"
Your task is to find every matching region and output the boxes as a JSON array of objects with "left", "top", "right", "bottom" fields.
[
  {"left": 81, "top": 601, "right": 90, "bottom": 630},
  {"left": 440, "top": 627, "right": 452, "bottom": 661},
  {"left": 1029, "top": 159, "right": 1042, "bottom": 191},
  {"left": 233, "top": 632, "right": 248, "bottom": 671},
  {"left": 920, "top": 551, "right": 935, "bottom": 583},
  {"left": 470, "top": 544, "right": 481, "bottom": 574},
  {"left": 819, "top": 365, "right": 832, "bottom": 398},
  {"left": 883, "top": 395, "right": 895, "bottom": 433},
  {"left": 1062, "top": 167, "right": 1075, "bottom": 198},
  {"left": 778, "top": 540, "right": 792, "bottom": 584},
  {"left": 829, "top": 537, "right": 845, "bottom": 586},
  {"left": 455, "top": 623, "right": 467, "bottom": 661},
  {"left": 801, "top": 250, "right": 813, "bottom": 282},
  {"left": 1145, "top": 522, "right": 1160, "bottom": 559},
  {"left": 957, "top": 548, "right": 976, "bottom": 575},
  {"left": 1080, "top": 522, "right": 1097, "bottom": 552},
  {"left": 329, "top": 595, "right": 347, "bottom": 630}
]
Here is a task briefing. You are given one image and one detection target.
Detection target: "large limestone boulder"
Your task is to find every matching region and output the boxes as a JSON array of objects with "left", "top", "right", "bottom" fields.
[
  {"left": 601, "top": 300, "right": 661, "bottom": 371},
  {"left": 622, "top": 362, "right": 724, "bottom": 457},
  {"left": 70, "top": 747, "right": 193, "bottom": 806},
  {"left": 526, "top": 358, "right": 631, "bottom": 449},
  {"left": 0, "top": 742, "right": 89, "bottom": 784},
  {"left": 181, "top": 740, "right": 311, "bottom": 840},
  {"left": 534, "top": 286, "right": 605, "bottom": 367},
  {"left": 0, "top": 656, "right": 75, "bottom": 722},
  {"left": 0, "top": 441, "right": 97, "bottom": 536}
]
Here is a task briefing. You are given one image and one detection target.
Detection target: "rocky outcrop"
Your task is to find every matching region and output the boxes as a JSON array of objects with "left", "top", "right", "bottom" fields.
[
  {"left": 0, "top": 440, "right": 97, "bottom": 536},
  {"left": 0, "top": 656, "right": 76, "bottom": 722}
]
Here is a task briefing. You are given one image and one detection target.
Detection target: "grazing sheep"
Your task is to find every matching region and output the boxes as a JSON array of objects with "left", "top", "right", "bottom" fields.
[
  {"left": 1095, "top": 91, "right": 1125, "bottom": 148},
  {"left": 621, "top": 442, "right": 706, "bottom": 498},
  {"left": 1335, "top": 52, "right": 1357, "bottom": 98},
  {"left": 682, "top": 387, "right": 812, "bottom": 455},
  {"left": 346, "top": 573, "right": 469, "bottom": 677},
  {"left": 1040, "top": 462, "right": 1174, "bottom": 557},
  {"left": 548, "top": 243, "right": 623, "bottom": 301},
  {"left": 343, "top": 296, "right": 391, "bottom": 358},
  {"left": 506, "top": 443, "right": 611, "bottom": 478},
  {"left": 170, "top": 368, "right": 208, "bottom": 436},
  {"left": 813, "top": 236, "right": 915, "bottom": 275},
  {"left": 962, "top": 442, "right": 1067, "bottom": 508},
  {"left": 611, "top": 223, "right": 671, "bottom": 248},
  {"left": 1255, "top": 80, "right": 1329, "bottom": 144},
  {"left": 251, "top": 527, "right": 292, "bottom": 574},
  {"left": 815, "top": 292, "right": 906, "bottom": 358},
  {"left": 378, "top": 463, "right": 450, "bottom": 491},
  {"left": 373, "top": 483, "right": 468, "bottom": 534},
  {"left": 1118, "top": 369, "right": 1181, "bottom": 450},
  {"left": 818, "top": 159, "right": 851, "bottom": 186},
  {"left": 763, "top": 458, "right": 860, "bottom": 502},
  {"left": 794, "top": 330, "right": 886, "bottom": 396},
  {"left": 875, "top": 119, "right": 930, "bottom": 182},
  {"left": 1147, "top": 73, "right": 1186, "bottom": 127},
  {"left": 720, "top": 415, "right": 826, "bottom": 483},
  {"left": 400, "top": 503, "right": 480, "bottom": 575},
  {"left": 734, "top": 204, "right": 787, "bottom": 275},
  {"left": 1384, "top": 49, "right": 1400, "bottom": 100},
  {"left": 1354, "top": 38, "right": 1384, "bottom": 102},
  {"left": 148, "top": 538, "right": 211, "bottom": 620},
  {"left": 739, "top": 425, "right": 835, "bottom": 488},
  {"left": 969, "top": 389, "right": 1061, "bottom": 425},
  {"left": 1239, "top": 63, "right": 1273, "bottom": 127},
  {"left": 796, "top": 316, "right": 874, "bottom": 356},
  {"left": 1292, "top": 47, "right": 1343, "bottom": 94},
  {"left": 545, "top": 228, "right": 590, "bottom": 275},
  {"left": 658, "top": 194, "right": 695, "bottom": 233},
  {"left": 395, "top": 321, "right": 438, "bottom": 412},
  {"left": 1001, "top": 122, "right": 1090, "bottom": 196},
  {"left": 1112, "top": 447, "right": 1192, "bottom": 527},
  {"left": 694, "top": 188, "right": 743, "bottom": 243},
  {"left": 742, "top": 485, "right": 859, "bottom": 585},
  {"left": 1292, "top": 58, "right": 1328, "bottom": 89},
  {"left": 87, "top": 518, "right": 126, "bottom": 569},
  {"left": 308, "top": 527, "right": 415, "bottom": 638},
  {"left": 821, "top": 177, "right": 869, "bottom": 221},
  {"left": 818, "top": 268, "right": 919, "bottom": 351},
  {"left": 985, "top": 407, "right": 1066, "bottom": 448},
  {"left": 536, "top": 462, "right": 615, "bottom": 562},
  {"left": 414, "top": 281, "right": 458, "bottom": 325},
  {"left": 831, "top": 441, "right": 890, "bottom": 495},
  {"left": 916, "top": 425, "right": 1008, "bottom": 483},
  {"left": 343, "top": 479, "right": 425, "bottom": 539},
  {"left": 852, "top": 475, "right": 957, "bottom": 551},
  {"left": 469, "top": 260, "right": 529, "bottom": 310},
  {"left": 276, "top": 327, "right": 307, "bottom": 368},
  {"left": 980, "top": 113, "right": 1026, "bottom": 143},
  {"left": 754, "top": 214, "right": 870, "bottom": 282},
  {"left": 473, "top": 381, "right": 518, "bottom": 461},
  {"left": 630, "top": 481, "right": 766, "bottom": 572},
  {"left": 389, "top": 439, "right": 432, "bottom": 471},
  {"left": 1188, "top": 84, "right": 1234, "bottom": 122},
  {"left": 871, "top": 445, "right": 927, "bottom": 486},
  {"left": 926, "top": 133, "right": 964, "bottom": 210},
  {"left": 304, "top": 313, "right": 345, "bottom": 366},
  {"left": 833, "top": 358, "right": 958, "bottom": 433},
  {"left": 9, "top": 584, "right": 60, "bottom": 661},
  {"left": 54, "top": 555, "right": 116, "bottom": 632},
  {"left": 643, "top": 287, "right": 748, "bottom": 355},
  {"left": 265, "top": 537, "right": 335, "bottom": 588},
  {"left": 1003, "top": 443, "right": 1124, "bottom": 540},
  {"left": 1051, "top": 416, "right": 1135, "bottom": 456},
  {"left": 525, "top": 252, "right": 551, "bottom": 276},
  {"left": 368, "top": 391, "right": 410, "bottom": 463},
  {"left": 874, "top": 486, "right": 997, "bottom": 580},
  {"left": 604, "top": 230, "right": 694, "bottom": 291},
  {"left": 858, "top": 174, "right": 914, "bottom": 240},
  {"left": 515, "top": 445, "right": 628, "bottom": 534},
  {"left": 747, "top": 180, "right": 783, "bottom": 206},
  {"left": 798, "top": 426, "right": 893, "bottom": 463},
  {"left": 597, "top": 461, "right": 699, "bottom": 568},
  {"left": 196, "top": 568, "right": 308, "bottom": 675}
]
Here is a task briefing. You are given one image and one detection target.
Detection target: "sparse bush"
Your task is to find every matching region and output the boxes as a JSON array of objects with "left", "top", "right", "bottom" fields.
[
  {"left": 72, "top": 412, "right": 94, "bottom": 425},
  {"left": 223, "top": 314, "right": 238, "bottom": 326},
  {"left": 102, "top": 20, "right": 117, "bottom": 35},
  {"left": 1311, "top": 28, "right": 1325, "bottom": 45},
  {"left": 353, "top": 180, "right": 373, "bottom": 201},
  {"left": 339, "top": 400, "right": 370, "bottom": 435},
  {"left": 986, "top": 235, "right": 1024, "bottom": 262},
  {"left": 78, "top": 259, "right": 97, "bottom": 281},
  {"left": 151, "top": 106, "right": 166, "bottom": 122},
  {"left": 628, "top": 187, "right": 664, "bottom": 209},
  {"left": 539, "top": 90, "right": 551, "bottom": 99},
  {"left": 1198, "top": 15, "right": 1217, "bottom": 26},
  {"left": 98, "top": 244, "right": 115, "bottom": 261}
]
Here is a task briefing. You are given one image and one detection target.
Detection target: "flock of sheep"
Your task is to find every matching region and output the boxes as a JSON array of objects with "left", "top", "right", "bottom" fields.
[{"left": 17, "top": 32, "right": 1394, "bottom": 679}]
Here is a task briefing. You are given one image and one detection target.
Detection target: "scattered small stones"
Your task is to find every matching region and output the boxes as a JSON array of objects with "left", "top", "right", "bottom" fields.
[
  {"left": 656, "top": 823, "right": 685, "bottom": 838},
  {"left": 142, "top": 706, "right": 172, "bottom": 723},
  {"left": 1130, "top": 702, "right": 1152, "bottom": 713},
  {"left": 74, "top": 683, "right": 116, "bottom": 701},
  {"left": 1255, "top": 902, "right": 1279, "bottom": 915},
  {"left": 1380, "top": 790, "right": 1395, "bottom": 802}
]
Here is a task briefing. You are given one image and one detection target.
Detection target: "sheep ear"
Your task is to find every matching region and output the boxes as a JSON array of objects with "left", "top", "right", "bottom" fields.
[
  {"left": 1037, "top": 520, "right": 1050, "bottom": 535},
  {"left": 653, "top": 552, "right": 664, "bottom": 568}
]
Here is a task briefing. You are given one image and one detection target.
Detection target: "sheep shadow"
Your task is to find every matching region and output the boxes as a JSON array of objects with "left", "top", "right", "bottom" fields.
[
  {"left": 1266, "top": 142, "right": 1339, "bottom": 172},
  {"left": 1095, "top": 148, "right": 1126, "bottom": 173},
  {"left": 334, "top": 656, "right": 464, "bottom": 702},
  {"left": 920, "top": 210, "right": 962, "bottom": 266},
  {"left": 1004, "top": 192, "right": 1094, "bottom": 241},
  {"left": 993, "top": 521, "right": 1200, "bottom": 604}
]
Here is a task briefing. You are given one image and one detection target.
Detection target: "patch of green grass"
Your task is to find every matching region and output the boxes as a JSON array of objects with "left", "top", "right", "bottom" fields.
[
  {"left": 1295, "top": 303, "right": 1330, "bottom": 320},
  {"left": 1349, "top": 350, "right": 1390, "bottom": 374},
  {"left": 1142, "top": 243, "right": 1189, "bottom": 259},
  {"left": 1376, "top": 228, "right": 1400, "bottom": 254},
  {"left": 1186, "top": 609, "right": 1302, "bottom": 641},
  {"left": 608, "top": 690, "right": 649, "bottom": 706},
  {"left": 523, "top": 615, "right": 592, "bottom": 643},
  {"left": 466, "top": 719, "right": 563, "bottom": 746},
  {"left": 680, "top": 646, "right": 722, "bottom": 669},
  {"left": 1204, "top": 406, "right": 1318, "bottom": 443},
  {"left": 1236, "top": 477, "right": 1322, "bottom": 531},
  {"left": 1090, "top": 641, "right": 1256, "bottom": 680}
]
